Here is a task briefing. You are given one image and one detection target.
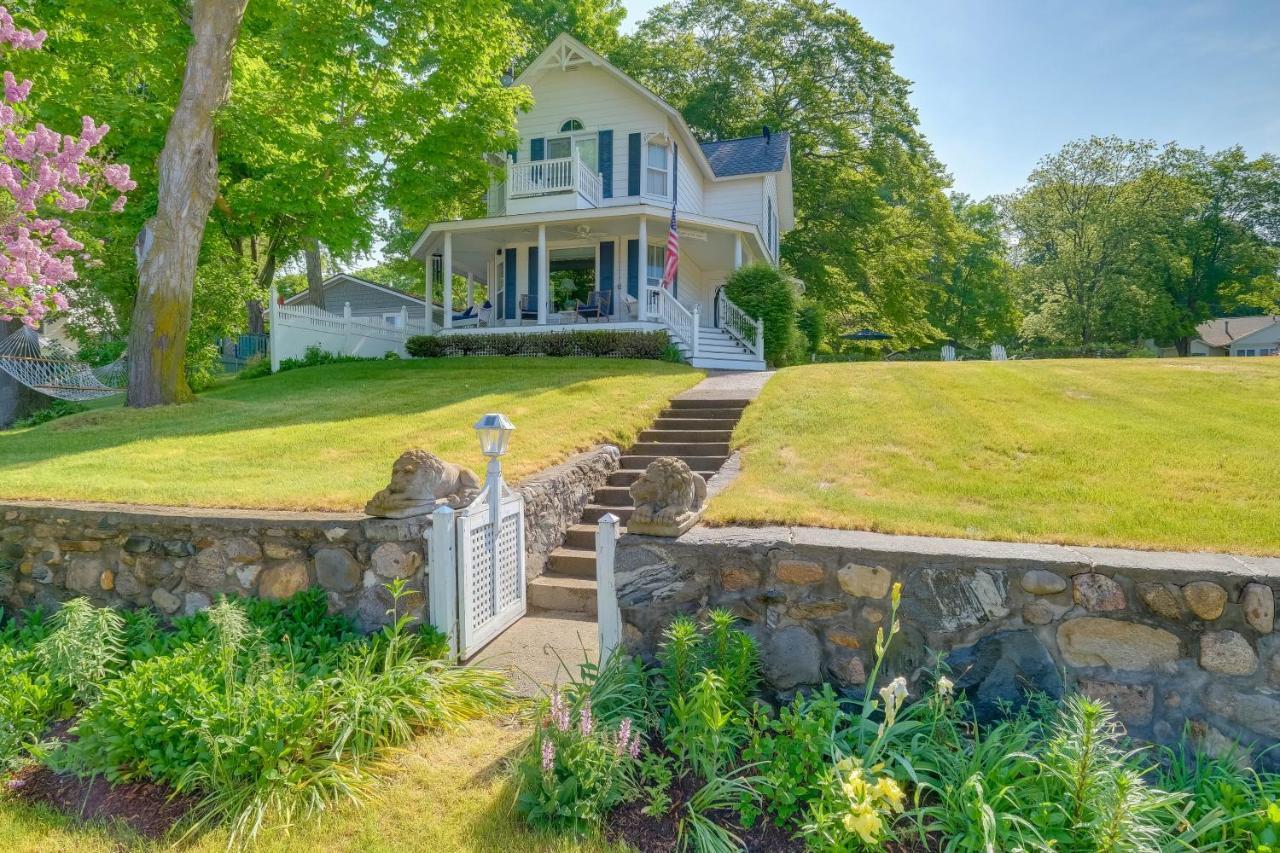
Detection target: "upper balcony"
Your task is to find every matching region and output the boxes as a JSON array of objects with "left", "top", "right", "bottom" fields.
[{"left": 486, "top": 151, "right": 603, "bottom": 217}]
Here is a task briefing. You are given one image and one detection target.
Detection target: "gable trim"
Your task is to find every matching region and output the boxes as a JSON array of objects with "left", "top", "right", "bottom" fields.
[{"left": 282, "top": 274, "right": 426, "bottom": 307}]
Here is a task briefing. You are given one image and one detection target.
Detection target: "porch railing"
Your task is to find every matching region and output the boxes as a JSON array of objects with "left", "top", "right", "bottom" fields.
[
  {"left": 506, "top": 152, "right": 602, "bottom": 207},
  {"left": 716, "top": 289, "right": 764, "bottom": 359},
  {"left": 646, "top": 286, "right": 699, "bottom": 357}
]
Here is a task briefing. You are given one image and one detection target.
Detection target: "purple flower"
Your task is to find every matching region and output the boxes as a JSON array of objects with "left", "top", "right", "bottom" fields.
[
  {"left": 548, "top": 689, "right": 571, "bottom": 732},
  {"left": 616, "top": 717, "right": 632, "bottom": 755},
  {"left": 579, "top": 703, "right": 593, "bottom": 737},
  {"left": 629, "top": 732, "right": 642, "bottom": 759},
  {"left": 541, "top": 737, "right": 555, "bottom": 772}
]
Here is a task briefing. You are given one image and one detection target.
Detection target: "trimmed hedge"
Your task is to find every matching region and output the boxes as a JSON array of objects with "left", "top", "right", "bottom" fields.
[
  {"left": 406, "top": 329, "right": 671, "bottom": 360},
  {"left": 723, "top": 262, "right": 796, "bottom": 367}
]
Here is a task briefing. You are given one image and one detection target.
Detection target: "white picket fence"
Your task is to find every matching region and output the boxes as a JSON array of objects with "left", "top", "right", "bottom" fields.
[{"left": 268, "top": 297, "right": 430, "bottom": 371}]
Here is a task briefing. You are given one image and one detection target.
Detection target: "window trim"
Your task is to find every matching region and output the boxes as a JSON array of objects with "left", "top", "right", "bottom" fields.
[
  {"left": 644, "top": 141, "right": 670, "bottom": 198},
  {"left": 560, "top": 118, "right": 584, "bottom": 132},
  {"left": 645, "top": 242, "right": 667, "bottom": 289}
]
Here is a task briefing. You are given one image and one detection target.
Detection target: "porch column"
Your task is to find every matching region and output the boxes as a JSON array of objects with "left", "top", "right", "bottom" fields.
[
  {"left": 614, "top": 237, "right": 623, "bottom": 320},
  {"left": 442, "top": 232, "right": 453, "bottom": 330},
  {"left": 425, "top": 248, "right": 435, "bottom": 333},
  {"left": 466, "top": 273, "right": 474, "bottom": 308},
  {"left": 537, "top": 224, "right": 548, "bottom": 325},
  {"left": 637, "top": 215, "right": 648, "bottom": 321},
  {"left": 733, "top": 233, "right": 743, "bottom": 270}
]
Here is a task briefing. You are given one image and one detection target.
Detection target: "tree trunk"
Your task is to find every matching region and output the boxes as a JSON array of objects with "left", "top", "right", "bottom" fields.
[
  {"left": 304, "top": 239, "right": 325, "bottom": 307},
  {"left": 125, "top": 0, "right": 249, "bottom": 408},
  {"left": 0, "top": 320, "right": 47, "bottom": 428}
]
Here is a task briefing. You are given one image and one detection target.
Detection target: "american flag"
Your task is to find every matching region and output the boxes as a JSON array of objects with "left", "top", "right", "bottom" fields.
[{"left": 659, "top": 205, "right": 678, "bottom": 289}]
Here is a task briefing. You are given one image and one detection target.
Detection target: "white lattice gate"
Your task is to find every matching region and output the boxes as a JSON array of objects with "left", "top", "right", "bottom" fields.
[{"left": 453, "top": 487, "right": 526, "bottom": 659}]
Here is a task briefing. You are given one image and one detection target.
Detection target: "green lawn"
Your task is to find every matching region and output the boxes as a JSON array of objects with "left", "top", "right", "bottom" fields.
[
  {"left": 708, "top": 359, "right": 1280, "bottom": 555},
  {"left": 0, "top": 358, "right": 701, "bottom": 511},
  {"left": 0, "top": 717, "right": 617, "bottom": 852}
]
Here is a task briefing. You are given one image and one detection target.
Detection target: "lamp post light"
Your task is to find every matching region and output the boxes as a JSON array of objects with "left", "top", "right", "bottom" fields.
[{"left": 474, "top": 413, "right": 516, "bottom": 616}]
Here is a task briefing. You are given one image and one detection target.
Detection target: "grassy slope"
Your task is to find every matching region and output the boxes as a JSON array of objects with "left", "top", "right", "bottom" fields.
[
  {"left": 708, "top": 359, "right": 1280, "bottom": 555},
  {"left": 0, "top": 358, "right": 701, "bottom": 511},
  {"left": 0, "top": 717, "right": 619, "bottom": 852}
]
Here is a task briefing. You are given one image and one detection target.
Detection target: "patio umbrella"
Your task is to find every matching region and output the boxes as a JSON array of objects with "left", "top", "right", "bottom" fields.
[{"left": 840, "top": 328, "right": 892, "bottom": 341}]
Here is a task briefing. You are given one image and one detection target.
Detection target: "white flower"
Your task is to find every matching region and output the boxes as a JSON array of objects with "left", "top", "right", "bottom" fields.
[{"left": 936, "top": 676, "right": 954, "bottom": 698}]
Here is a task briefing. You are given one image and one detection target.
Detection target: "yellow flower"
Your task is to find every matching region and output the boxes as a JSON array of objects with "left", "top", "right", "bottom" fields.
[
  {"left": 874, "top": 776, "right": 906, "bottom": 813},
  {"left": 842, "top": 804, "right": 883, "bottom": 843}
]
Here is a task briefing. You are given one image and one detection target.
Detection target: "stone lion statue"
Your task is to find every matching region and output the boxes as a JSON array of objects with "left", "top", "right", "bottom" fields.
[
  {"left": 364, "top": 449, "right": 481, "bottom": 518},
  {"left": 628, "top": 456, "right": 707, "bottom": 536}
]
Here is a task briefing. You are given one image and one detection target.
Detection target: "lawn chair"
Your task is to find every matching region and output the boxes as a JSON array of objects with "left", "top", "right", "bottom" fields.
[
  {"left": 518, "top": 293, "right": 539, "bottom": 323},
  {"left": 941, "top": 344, "right": 957, "bottom": 362},
  {"left": 575, "top": 290, "right": 611, "bottom": 322},
  {"left": 451, "top": 305, "right": 478, "bottom": 328},
  {"left": 991, "top": 343, "right": 1008, "bottom": 361},
  {"left": 476, "top": 303, "right": 494, "bottom": 327}
]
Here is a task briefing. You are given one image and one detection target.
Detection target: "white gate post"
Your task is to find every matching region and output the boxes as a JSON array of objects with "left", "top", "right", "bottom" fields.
[
  {"left": 268, "top": 285, "right": 280, "bottom": 373},
  {"left": 596, "top": 513, "right": 622, "bottom": 666},
  {"left": 428, "top": 505, "right": 458, "bottom": 661},
  {"left": 692, "top": 306, "right": 700, "bottom": 358}
]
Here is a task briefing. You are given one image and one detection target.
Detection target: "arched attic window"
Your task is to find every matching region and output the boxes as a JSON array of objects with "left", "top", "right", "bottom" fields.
[{"left": 560, "top": 118, "right": 585, "bottom": 132}]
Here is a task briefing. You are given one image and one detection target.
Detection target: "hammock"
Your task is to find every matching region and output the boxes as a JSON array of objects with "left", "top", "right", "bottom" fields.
[{"left": 0, "top": 326, "right": 126, "bottom": 401}]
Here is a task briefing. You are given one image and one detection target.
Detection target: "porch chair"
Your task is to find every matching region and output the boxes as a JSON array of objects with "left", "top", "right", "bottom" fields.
[
  {"left": 941, "top": 344, "right": 957, "bottom": 362},
  {"left": 477, "top": 302, "right": 494, "bottom": 327},
  {"left": 991, "top": 343, "right": 1008, "bottom": 361},
  {"left": 518, "top": 293, "right": 539, "bottom": 323},
  {"left": 451, "top": 305, "right": 478, "bottom": 328},
  {"left": 575, "top": 290, "right": 612, "bottom": 322}
]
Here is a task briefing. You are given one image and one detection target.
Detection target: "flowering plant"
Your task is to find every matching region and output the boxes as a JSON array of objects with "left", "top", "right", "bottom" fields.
[
  {"left": 515, "top": 687, "right": 643, "bottom": 833},
  {"left": 0, "top": 7, "right": 135, "bottom": 327}
]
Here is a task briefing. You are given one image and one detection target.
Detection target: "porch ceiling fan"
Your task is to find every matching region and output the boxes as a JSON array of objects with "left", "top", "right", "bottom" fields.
[{"left": 574, "top": 224, "right": 593, "bottom": 240}]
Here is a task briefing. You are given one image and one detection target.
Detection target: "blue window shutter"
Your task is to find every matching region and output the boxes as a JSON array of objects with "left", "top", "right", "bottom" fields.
[
  {"left": 528, "top": 246, "right": 539, "bottom": 309},
  {"left": 599, "top": 241, "right": 614, "bottom": 294},
  {"left": 598, "top": 130, "right": 613, "bottom": 197},
  {"left": 507, "top": 148, "right": 517, "bottom": 163},
  {"left": 627, "top": 133, "right": 641, "bottom": 196},
  {"left": 504, "top": 248, "right": 516, "bottom": 319},
  {"left": 530, "top": 138, "right": 545, "bottom": 161},
  {"left": 627, "top": 239, "right": 639, "bottom": 298}
]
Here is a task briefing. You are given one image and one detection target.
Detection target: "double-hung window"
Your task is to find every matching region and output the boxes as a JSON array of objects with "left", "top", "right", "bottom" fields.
[
  {"left": 383, "top": 312, "right": 404, "bottom": 330},
  {"left": 646, "top": 142, "right": 669, "bottom": 196},
  {"left": 646, "top": 244, "right": 666, "bottom": 289}
]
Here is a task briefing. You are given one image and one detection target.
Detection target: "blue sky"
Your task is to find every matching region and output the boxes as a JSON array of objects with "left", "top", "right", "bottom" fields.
[{"left": 619, "top": 0, "right": 1280, "bottom": 199}]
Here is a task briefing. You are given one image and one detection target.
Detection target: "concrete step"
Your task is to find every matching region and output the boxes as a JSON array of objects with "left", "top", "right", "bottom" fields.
[
  {"left": 546, "top": 547, "right": 597, "bottom": 578},
  {"left": 638, "top": 428, "right": 734, "bottom": 443},
  {"left": 528, "top": 574, "right": 597, "bottom": 615},
  {"left": 619, "top": 455, "right": 724, "bottom": 472},
  {"left": 658, "top": 409, "right": 744, "bottom": 423},
  {"left": 606, "top": 469, "right": 644, "bottom": 487},
  {"left": 593, "top": 485, "right": 634, "bottom": 507},
  {"left": 629, "top": 441, "right": 730, "bottom": 456},
  {"left": 688, "top": 356, "right": 768, "bottom": 371},
  {"left": 563, "top": 523, "right": 602, "bottom": 549},
  {"left": 581, "top": 504, "right": 634, "bottom": 523},
  {"left": 653, "top": 417, "right": 740, "bottom": 430},
  {"left": 669, "top": 398, "right": 749, "bottom": 411}
]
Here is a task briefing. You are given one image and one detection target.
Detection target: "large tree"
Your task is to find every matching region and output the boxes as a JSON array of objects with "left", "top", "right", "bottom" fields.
[
  {"left": 927, "top": 195, "right": 1017, "bottom": 346},
  {"left": 614, "top": 0, "right": 958, "bottom": 348}
]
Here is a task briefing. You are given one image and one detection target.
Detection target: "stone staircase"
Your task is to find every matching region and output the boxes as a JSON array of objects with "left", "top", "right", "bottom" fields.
[
  {"left": 679, "top": 327, "right": 767, "bottom": 372},
  {"left": 527, "top": 396, "right": 751, "bottom": 615}
]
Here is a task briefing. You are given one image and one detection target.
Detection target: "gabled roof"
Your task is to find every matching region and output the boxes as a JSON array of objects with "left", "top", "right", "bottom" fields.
[
  {"left": 1194, "top": 316, "right": 1279, "bottom": 348},
  {"left": 282, "top": 274, "right": 425, "bottom": 306},
  {"left": 700, "top": 132, "right": 790, "bottom": 178}
]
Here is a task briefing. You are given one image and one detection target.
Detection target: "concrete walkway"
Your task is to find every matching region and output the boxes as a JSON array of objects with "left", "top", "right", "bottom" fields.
[{"left": 476, "top": 370, "right": 775, "bottom": 696}]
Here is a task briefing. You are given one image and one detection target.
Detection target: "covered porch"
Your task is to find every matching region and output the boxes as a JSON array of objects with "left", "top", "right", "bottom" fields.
[{"left": 410, "top": 206, "right": 767, "bottom": 337}]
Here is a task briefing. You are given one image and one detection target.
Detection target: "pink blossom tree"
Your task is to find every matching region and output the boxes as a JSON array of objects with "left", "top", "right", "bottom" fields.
[{"left": 0, "top": 6, "right": 135, "bottom": 329}]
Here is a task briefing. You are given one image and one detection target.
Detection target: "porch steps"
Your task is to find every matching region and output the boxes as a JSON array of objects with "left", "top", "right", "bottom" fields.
[
  {"left": 529, "top": 396, "right": 751, "bottom": 615},
  {"left": 676, "top": 327, "right": 767, "bottom": 372}
]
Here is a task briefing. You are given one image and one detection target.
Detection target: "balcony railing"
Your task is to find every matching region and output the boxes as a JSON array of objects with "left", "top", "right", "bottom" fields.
[{"left": 504, "top": 152, "right": 602, "bottom": 208}]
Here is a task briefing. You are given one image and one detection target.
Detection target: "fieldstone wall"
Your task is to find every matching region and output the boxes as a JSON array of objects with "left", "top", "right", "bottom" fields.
[
  {"left": 0, "top": 445, "right": 616, "bottom": 630},
  {"left": 616, "top": 525, "right": 1280, "bottom": 759},
  {"left": 518, "top": 444, "right": 619, "bottom": 578}
]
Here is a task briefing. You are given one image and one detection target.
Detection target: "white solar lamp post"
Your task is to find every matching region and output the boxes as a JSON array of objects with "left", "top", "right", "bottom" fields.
[{"left": 474, "top": 411, "right": 515, "bottom": 520}]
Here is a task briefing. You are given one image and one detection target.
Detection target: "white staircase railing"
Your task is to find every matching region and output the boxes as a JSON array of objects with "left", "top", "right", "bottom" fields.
[
  {"left": 716, "top": 290, "right": 764, "bottom": 359},
  {"left": 645, "top": 286, "right": 699, "bottom": 357}
]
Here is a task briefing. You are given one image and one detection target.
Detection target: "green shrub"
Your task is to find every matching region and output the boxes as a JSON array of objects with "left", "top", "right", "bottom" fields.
[
  {"left": 405, "top": 329, "right": 671, "bottom": 360},
  {"left": 7, "top": 399, "right": 87, "bottom": 429},
  {"left": 723, "top": 262, "right": 797, "bottom": 366},
  {"left": 238, "top": 345, "right": 372, "bottom": 380}
]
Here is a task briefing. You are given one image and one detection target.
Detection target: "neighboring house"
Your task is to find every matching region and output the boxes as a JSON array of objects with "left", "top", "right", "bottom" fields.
[
  {"left": 1189, "top": 316, "right": 1280, "bottom": 357},
  {"left": 283, "top": 273, "right": 427, "bottom": 330},
  {"left": 410, "top": 33, "right": 793, "bottom": 370}
]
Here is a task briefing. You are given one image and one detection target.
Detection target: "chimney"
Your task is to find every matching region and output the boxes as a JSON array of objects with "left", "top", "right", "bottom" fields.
[{"left": 762, "top": 125, "right": 772, "bottom": 143}]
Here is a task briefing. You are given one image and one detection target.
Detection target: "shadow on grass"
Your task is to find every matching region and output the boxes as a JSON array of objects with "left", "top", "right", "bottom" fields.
[{"left": 0, "top": 357, "right": 694, "bottom": 475}]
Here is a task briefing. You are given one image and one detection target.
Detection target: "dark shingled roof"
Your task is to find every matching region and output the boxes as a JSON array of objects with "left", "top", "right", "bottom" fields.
[{"left": 699, "top": 132, "right": 789, "bottom": 177}]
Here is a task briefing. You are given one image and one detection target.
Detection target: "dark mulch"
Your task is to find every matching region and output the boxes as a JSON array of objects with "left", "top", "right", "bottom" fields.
[
  {"left": 1, "top": 717, "right": 199, "bottom": 840},
  {"left": 5, "top": 764, "right": 199, "bottom": 839},
  {"left": 606, "top": 772, "right": 942, "bottom": 852}
]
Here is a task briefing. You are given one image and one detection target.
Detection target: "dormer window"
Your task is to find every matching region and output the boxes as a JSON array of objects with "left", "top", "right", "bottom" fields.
[
  {"left": 560, "top": 119, "right": 584, "bottom": 132},
  {"left": 646, "top": 141, "right": 670, "bottom": 196}
]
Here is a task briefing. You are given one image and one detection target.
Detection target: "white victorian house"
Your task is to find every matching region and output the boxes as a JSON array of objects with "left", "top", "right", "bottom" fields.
[{"left": 410, "top": 33, "right": 793, "bottom": 371}]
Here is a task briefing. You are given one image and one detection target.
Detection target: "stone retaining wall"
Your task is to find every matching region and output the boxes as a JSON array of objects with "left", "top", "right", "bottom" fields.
[
  {"left": 0, "top": 445, "right": 616, "bottom": 630},
  {"left": 616, "top": 525, "right": 1280, "bottom": 758}
]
